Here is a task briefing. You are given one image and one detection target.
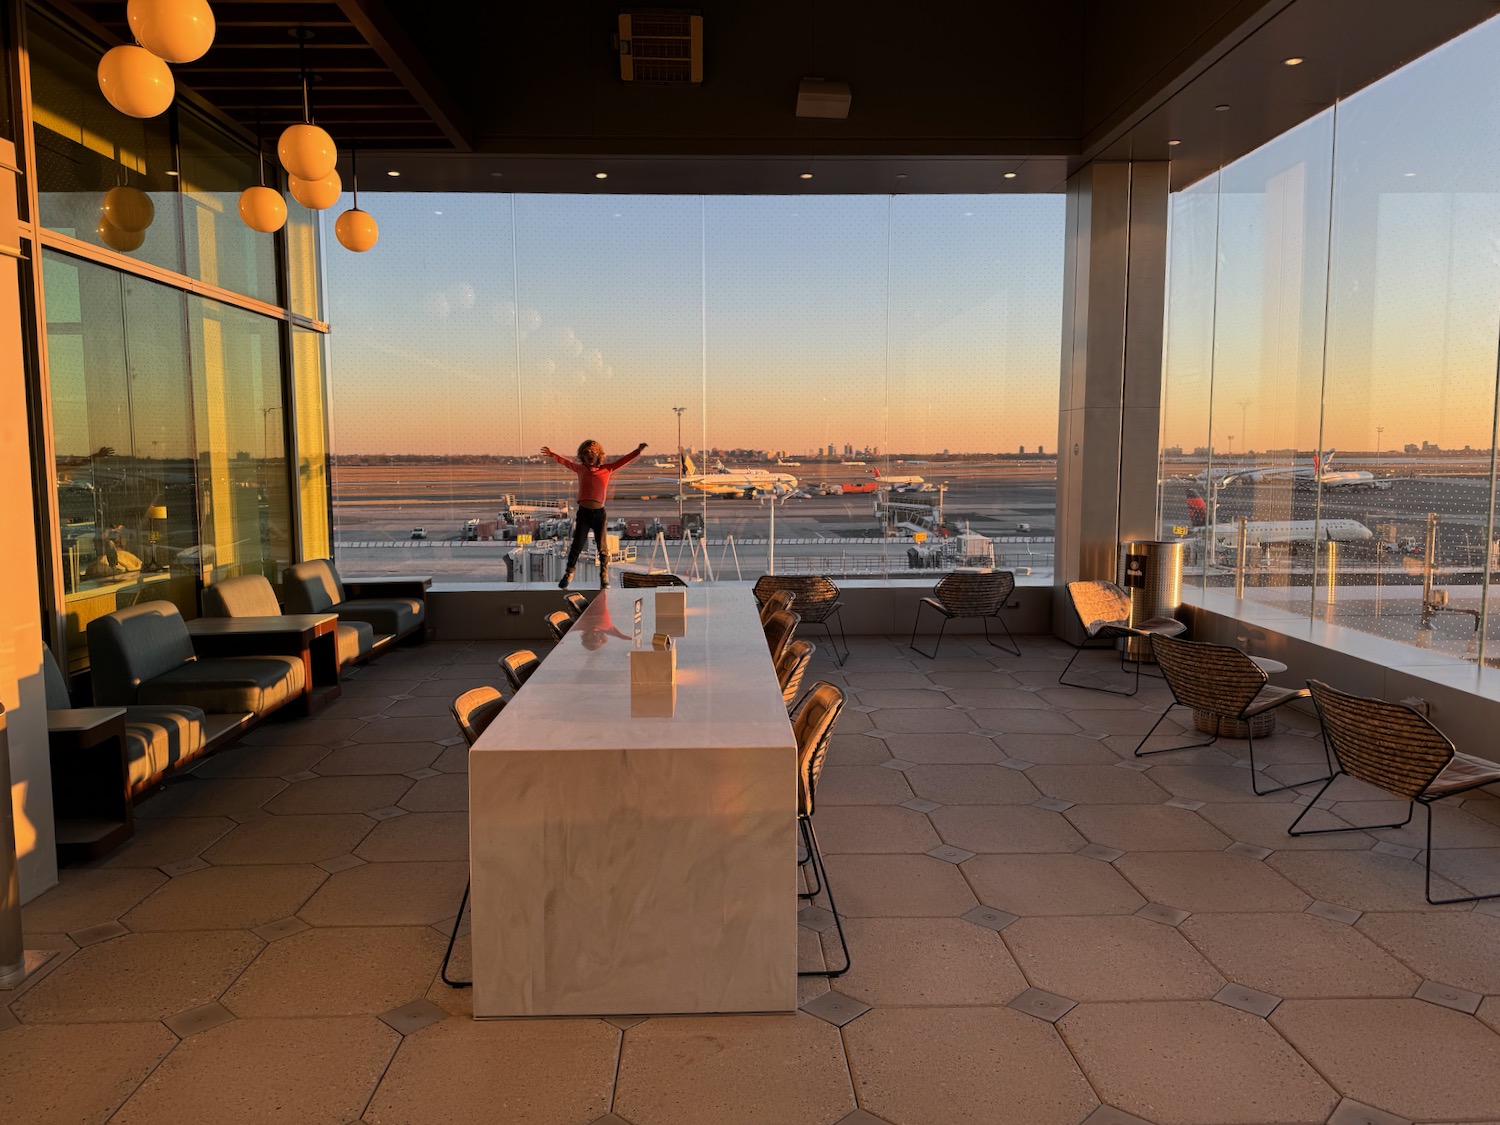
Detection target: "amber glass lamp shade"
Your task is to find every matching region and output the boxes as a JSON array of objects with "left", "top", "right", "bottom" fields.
[
  {"left": 277, "top": 123, "right": 337, "bottom": 182},
  {"left": 102, "top": 185, "right": 155, "bottom": 233},
  {"left": 237, "top": 185, "right": 287, "bottom": 233},
  {"left": 127, "top": 0, "right": 216, "bottom": 64},
  {"left": 97, "top": 45, "right": 175, "bottom": 118},
  {"left": 288, "top": 170, "right": 341, "bottom": 211},
  {"left": 97, "top": 216, "right": 145, "bottom": 252},
  {"left": 334, "top": 207, "right": 379, "bottom": 252}
]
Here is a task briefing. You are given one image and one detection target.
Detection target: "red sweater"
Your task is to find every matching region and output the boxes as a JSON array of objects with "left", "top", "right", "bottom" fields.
[{"left": 548, "top": 446, "right": 643, "bottom": 505}]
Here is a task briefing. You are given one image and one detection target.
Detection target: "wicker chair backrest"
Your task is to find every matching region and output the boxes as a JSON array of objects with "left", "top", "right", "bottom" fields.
[
  {"left": 776, "top": 639, "right": 816, "bottom": 706},
  {"left": 451, "top": 687, "right": 506, "bottom": 748},
  {"left": 1307, "top": 679, "right": 1454, "bottom": 801},
  {"left": 501, "top": 649, "right": 540, "bottom": 693},
  {"left": 794, "top": 681, "right": 845, "bottom": 816},
  {"left": 621, "top": 572, "right": 688, "bottom": 588},
  {"left": 1150, "top": 633, "right": 1266, "bottom": 717},
  {"left": 759, "top": 589, "right": 796, "bottom": 626},
  {"left": 1066, "top": 581, "right": 1134, "bottom": 636},
  {"left": 763, "top": 609, "right": 800, "bottom": 664},
  {"left": 933, "top": 570, "right": 1015, "bottom": 617},
  {"left": 545, "top": 611, "right": 573, "bottom": 641},
  {"left": 753, "top": 575, "right": 841, "bottom": 624}
]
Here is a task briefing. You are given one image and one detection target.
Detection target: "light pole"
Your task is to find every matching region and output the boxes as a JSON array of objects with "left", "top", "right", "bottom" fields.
[
  {"left": 673, "top": 406, "right": 686, "bottom": 522},
  {"left": 1376, "top": 426, "right": 1384, "bottom": 460},
  {"left": 261, "top": 405, "right": 283, "bottom": 460}
]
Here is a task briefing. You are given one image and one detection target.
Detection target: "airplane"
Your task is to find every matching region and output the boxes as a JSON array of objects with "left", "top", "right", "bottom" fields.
[
  {"left": 870, "top": 468, "right": 936, "bottom": 492},
  {"left": 775, "top": 457, "right": 802, "bottom": 467},
  {"left": 1214, "top": 449, "right": 1390, "bottom": 491},
  {"left": 1183, "top": 487, "right": 1373, "bottom": 549},
  {"left": 664, "top": 454, "right": 799, "bottom": 498}
]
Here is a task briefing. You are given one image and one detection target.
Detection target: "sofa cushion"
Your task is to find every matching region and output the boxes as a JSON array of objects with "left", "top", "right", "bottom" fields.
[
  {"left": 336, "top": 598, "right": 424, "bottom": 640},
  {"left": 282, "top": 559, "right": 344, "bottom": 615},
  {"left": 136, "top": 655, "right": 305, "bottom": 716},
  {"left": 87, "top": 601, "right": 198, "bottom": 706},
  {"left": 336, "top": 620, "right": 375, "bottom": 666},
  {"left": 122, "top": 704, "right": 206, "bottom": 790},
  {"left": 203, "top": 575, "right": 281, "bottom": 617}
]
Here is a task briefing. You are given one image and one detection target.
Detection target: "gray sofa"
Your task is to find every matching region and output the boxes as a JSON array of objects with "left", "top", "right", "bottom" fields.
[
  {"left": 87, "top": 600, "right": 305, "bottom": 724},
  {"left": 203, "top": 573, "right": 375, "bottom": 668},
  {"left": 281, "top": 558, "right": 429, "bottom": 651}
]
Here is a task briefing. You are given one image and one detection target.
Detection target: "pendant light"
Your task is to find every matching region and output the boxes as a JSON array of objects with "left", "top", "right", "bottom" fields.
[
  {"left": 288, "top": 169, "right": 341, "bottom": 210},
  {"left": 278, "top": 37, "right": 337, "bottom": 182},
  {"left": 126, "top": 0, "right": 216, "bottom": 64},
  {"left": 97, "top": 215, "right": 145, "bottom": 252},
  {"left": 97, "top": 43, "right": 174, "bottom": 118},
  {"left": 334, "top": 147, "right": 379, "bottom": 252},
  {"left": 102, "top": 184, "right": 154, "bottom": 232},
  {"left": 238, "top": 145, "right": 287, "bottom": 233}
]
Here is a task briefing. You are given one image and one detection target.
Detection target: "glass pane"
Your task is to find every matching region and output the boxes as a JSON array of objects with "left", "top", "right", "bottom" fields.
[
  {"left": 44, "top": 251, "right": 197, "bottom": 669},
  {"left": 291, "top": 327, "right": 332, "bottom": 561},
  {"left": 1208, "top": 112, "right": 1334, "bottom": 617},
  {"left": 888, "top": 194, "right": 1064, "bottom": 580},
  {"left": 325, "top": 192, "right": 521, "bottom": 580},
  {"left": 1159, "top": 171, "right": 1221, "bottom": 593},
  {"left": 178, "top": 112, "right": 279, "bottom": 303},
  {"left": 285, "top": 191, "right": 322, "bottom": 321},
  {"left": 29, "top": 15, "right": 182, "bottom": 272},
  {"left": 187, "top": 296, "right": 290, "bottom": 584},
  {"left": 1324, "top": 20, "right": 1500, "bottom": 662}
]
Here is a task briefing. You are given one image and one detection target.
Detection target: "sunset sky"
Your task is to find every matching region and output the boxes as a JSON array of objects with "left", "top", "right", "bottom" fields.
[{"left": 324, "top": 193, "right": 1066, "bottom": 457}]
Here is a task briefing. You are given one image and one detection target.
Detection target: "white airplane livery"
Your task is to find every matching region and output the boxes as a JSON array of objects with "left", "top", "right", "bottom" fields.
[
  {"left": 667, "top": 454, "right": 799, "bottom": 498},
  {"left": 1216, "top": 450, "right": 1390, "bottom": 491},
  {"left": 1183, "top": 488, "right": 1373, "bottom": 548}
]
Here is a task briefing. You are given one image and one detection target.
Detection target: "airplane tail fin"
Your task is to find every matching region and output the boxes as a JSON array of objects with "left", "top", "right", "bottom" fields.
[
  {"left": 1185, "top": 487, "right": 1208, "bottom": 528},
  {"left": 682, "top": 453, "right": 697, "bottom": 476}
]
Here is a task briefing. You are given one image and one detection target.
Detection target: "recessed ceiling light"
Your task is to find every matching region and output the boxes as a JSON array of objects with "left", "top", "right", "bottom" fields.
[
  {"left": 1214, "top": 104, "right": 1230, "bottom": 112},
  {"left": 164, "top": 169, "right": 179, "bottom": 176},
  {"left": 963, "top": 211, "right": 973, "bottom": 217},
  {"left": 386, "top": 170, "right": 400, "bottom": 177},
  {"left": 1003, "top": 172, "right": 1017, "bottom": 179},
  {"left": 1283, "top": 56, "right": 1304, "bottom": 66},
  {"left": 1167, "top": 139, "right": 1182, "bottom": 146},
  {"left": 594, "top": 172, "right": 608, "bottom": 179},
  {"left": 895, "top": 173, "right": 907, "bottom": 180},
  {"left": 799, "top": 172, "right": 813, "bottom": 180},
  {"left": 489, "top": 171, "right": 504, "bottom": 178},
  {"left": 1403, "top": 172, "right": 1416, "bottom": 177},
  {"left": 434, "top": 210, "right": 443, "bottom": 215}
]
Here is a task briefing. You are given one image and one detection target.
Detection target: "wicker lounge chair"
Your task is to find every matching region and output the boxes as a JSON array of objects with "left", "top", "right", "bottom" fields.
[
  {"left": 500, "top": 649, "right": 540, "bottom": 695},
  {"left": 776, "top": 639, "right": 816, "bottom": 712},
  {"left": 620, "top": 571, "right": 688, "bottom": 588},
  {"left": 1059, "top": 579, "right": 1185, "bottom": 696},
  {"left": 908, "top": 570, "right": 1019, "bottom": 658},
  {"left": 752, "top": 575, "right": 848, "bottom": 666},
  {"left": 794, "top": 681, "right": 850, "bottom": 977}
]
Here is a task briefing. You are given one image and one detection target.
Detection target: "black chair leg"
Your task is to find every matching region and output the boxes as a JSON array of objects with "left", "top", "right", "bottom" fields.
[
  {"left": 798, "top": 818, "right": 849, "bottom": 978},
  {"left": 1424, "top": 800, "right": 1500, "bottom": 904},
  {"left": 1060, "top": 641, "right": 1141, "bottom": 696},
  {"left": 982, "top": 614, "right": 1021, "bottom": 658},
  {"left": 1249, "top": 733, "right": 1334, "bottom": 796},
  {"left": 1132, "top": 703, "right": 1218, "bottom": 758},
  {"left": 440, "top": 879, "right": 472, "bottom": 988},
  {"left": 908, "top": 600, "right": 930, "bottom": 655},
  {"left": 1286, "top": 774, "right": 1414, "bottom": 835},
  {"left": 910, "top": 610, "right": 948, "bottom": 660},
  {"left": 798, "top": 816, "right": 822, "bottom": 899},
  {"left": 821, "top": 614, "right": 848, "bottom": 667}
]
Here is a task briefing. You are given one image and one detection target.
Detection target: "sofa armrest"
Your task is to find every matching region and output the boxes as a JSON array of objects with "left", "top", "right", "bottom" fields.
[{"left": 47, "top": 707, "right": 127, "bottom": 750}]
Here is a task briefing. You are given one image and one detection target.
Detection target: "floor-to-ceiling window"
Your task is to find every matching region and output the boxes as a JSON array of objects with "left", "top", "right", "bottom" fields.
[
  {"left": 325, "top": 192, "right": 1067, "bottom": 584},
  {"left": 1159, "top": 14, "right": 1500, "bottom": 664}
]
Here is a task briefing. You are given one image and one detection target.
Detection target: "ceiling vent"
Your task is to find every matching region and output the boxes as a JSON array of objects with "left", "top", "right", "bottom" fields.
[{"left": 618, "top": 10, "right": 703, "bottom": 84}]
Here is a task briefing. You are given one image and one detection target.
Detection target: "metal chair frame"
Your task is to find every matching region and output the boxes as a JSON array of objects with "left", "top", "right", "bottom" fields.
[
  {"left": 1135, "top": 634, "right": 1324, "bottom": 795},
  {"left": 908, "top": 570, "right": 1020, "bottom": 659},
  {"left": 794, "top": 681, "right": 850, "bottom": 978},
  {"left": 1292, "top": 680, "right": 1500, "bottom": 905},
  {"left": 753, "top": 575, "right": 849, "bottom": 666},
  {"left": 441, "top": 685, "right": 506, "bottom": 987},
  {"left": 1059, "top": 580, "right": 1185, "bottom": 697}
]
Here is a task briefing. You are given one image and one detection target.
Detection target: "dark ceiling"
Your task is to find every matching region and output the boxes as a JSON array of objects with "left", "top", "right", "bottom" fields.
[{"left": 49, "top": 0, "right": 1500, "bottom": 192}]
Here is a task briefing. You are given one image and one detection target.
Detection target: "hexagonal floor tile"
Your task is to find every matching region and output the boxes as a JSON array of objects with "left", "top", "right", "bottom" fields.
[{"left": 1005, "top": 915, "right": 1226, "bottom": 1001}]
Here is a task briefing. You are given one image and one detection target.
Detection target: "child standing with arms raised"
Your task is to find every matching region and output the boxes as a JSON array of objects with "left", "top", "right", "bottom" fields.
[{"left": 542, "top": 439, "right": 647, "bottom": 589}]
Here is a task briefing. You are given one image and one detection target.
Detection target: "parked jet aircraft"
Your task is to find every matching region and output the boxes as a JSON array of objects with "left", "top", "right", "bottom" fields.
[
  {"left": 1214, "top": 450, "right": 1390, "bottom": 490},
  {"left": 1183, "top": 487, "right": 1374, "bottom": 548},
  {"left": 666, "top": 454, "right": 799, "bottom": 498}
]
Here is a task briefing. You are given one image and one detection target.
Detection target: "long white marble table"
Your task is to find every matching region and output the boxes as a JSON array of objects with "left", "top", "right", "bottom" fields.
[{"left": 468, "top": 587, "right": 799, "bottom": 1017}]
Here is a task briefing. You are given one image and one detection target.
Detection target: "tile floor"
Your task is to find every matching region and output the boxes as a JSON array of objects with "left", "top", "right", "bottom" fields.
[{"left": 5, "top": 633, "right": 1500, "bottom": 1124}]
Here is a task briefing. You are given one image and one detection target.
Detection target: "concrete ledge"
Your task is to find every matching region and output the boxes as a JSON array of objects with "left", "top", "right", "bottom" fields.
[{"left": 426, "top": 580, "right": 1054, "bottom": 644}]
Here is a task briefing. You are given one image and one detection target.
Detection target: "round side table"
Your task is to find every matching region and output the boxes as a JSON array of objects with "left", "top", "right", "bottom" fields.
[{"left": 1194, "top": 656, "right": 1288, "bottom": 739}]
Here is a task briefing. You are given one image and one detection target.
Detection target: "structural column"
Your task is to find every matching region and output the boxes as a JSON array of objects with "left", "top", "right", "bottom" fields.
[{"left": 1054, "top": 161, "right": 1170, "bottom": 635}]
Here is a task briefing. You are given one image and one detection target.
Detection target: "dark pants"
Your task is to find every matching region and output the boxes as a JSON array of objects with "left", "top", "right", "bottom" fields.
[{"left": 566, "top": 507, "right": 609, "bottom": 571}]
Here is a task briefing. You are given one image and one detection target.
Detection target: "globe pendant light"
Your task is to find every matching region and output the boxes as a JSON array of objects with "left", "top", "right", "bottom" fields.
[
  {"left": 127, "top": 0, "right": 216, "bottom": 64},
  {"left": 334, "top": 148, "right": 378, "bottom": 252},
  {"left": 98, "top": 215, "right": 145, "bottom": 252},
  {"left": 278, "top": 42, "right": 337, "bottom": 182},
  {"left": 289, "top": 169, "right": 341, "bottom": 211},
  {"left": 97, "top": 44, "right": 174, "bottom": 118},
  {"left": 238, "top": 148, "right": 286, "bottom": 233},
  {"left": 102, "top": 184, "right": 154, "bottom": 232}
]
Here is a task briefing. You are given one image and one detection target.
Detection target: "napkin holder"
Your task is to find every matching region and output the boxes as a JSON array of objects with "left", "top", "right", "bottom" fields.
[
  {"left": 655, "top": 588, "right": 687, "bottom": 636},
  {"left": 630, "top": 643, "right": 676, "bottom": 687}
]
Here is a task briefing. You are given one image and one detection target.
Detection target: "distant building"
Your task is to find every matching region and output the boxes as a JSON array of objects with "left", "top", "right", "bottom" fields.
[{"left": 1404, "top": 443, "right": 1420, "bottom": 454}]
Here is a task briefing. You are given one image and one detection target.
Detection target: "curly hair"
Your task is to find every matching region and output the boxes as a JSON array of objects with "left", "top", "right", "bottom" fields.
[{"left": 577, "top": 440, "right": 604, "bottom": 466}]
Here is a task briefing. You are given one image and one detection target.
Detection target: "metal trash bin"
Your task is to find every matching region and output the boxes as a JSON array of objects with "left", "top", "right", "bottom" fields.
[{"left": 1119, "top": 540, "right": 1184, "bottom": 662}]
